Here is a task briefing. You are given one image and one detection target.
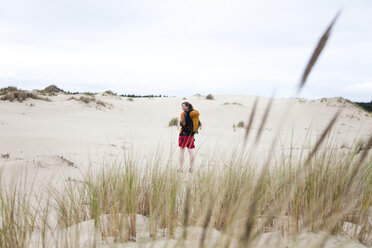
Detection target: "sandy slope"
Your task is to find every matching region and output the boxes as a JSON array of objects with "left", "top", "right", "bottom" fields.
[
  {"left": 0, "top": 93, "right": 371, "bottom": 247},
  {"left": 28, "top": 213, "right": 367, "bottom": 248},
  {"left": 0, "top": 93, "right": 371, "bottom": 187}
]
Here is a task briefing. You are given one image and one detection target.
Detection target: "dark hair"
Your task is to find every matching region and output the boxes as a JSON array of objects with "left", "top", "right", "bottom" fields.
[{"left": 182, "top": 101, "right": 193, "bottom": 110}]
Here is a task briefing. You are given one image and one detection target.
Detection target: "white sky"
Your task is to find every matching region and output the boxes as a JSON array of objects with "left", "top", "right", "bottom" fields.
[{"left": 0, "top": 0, "right": 371, "bottom": 101}]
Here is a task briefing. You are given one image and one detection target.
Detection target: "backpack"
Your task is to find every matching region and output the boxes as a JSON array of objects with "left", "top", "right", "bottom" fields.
[{"left": 181, "top": 109, "right": 201, "bottom": 135}]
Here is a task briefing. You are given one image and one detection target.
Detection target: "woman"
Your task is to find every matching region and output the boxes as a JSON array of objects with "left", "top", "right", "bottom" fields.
[{"left": 178, "top": 101, "right": 200, "bottom": 173}]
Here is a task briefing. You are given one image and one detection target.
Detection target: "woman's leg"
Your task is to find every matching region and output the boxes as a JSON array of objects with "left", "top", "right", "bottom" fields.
[
  {"left": 179, "top": 148, "right": 185, "bottom": 169},
  {"left": 188, "top": 148, "right": 194, "bottom": 169}
]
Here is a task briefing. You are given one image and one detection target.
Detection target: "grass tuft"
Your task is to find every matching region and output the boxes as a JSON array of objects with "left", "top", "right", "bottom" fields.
[
  {"left": 206, "top": 94, "right": 214, "bottom": 100},
  {"left": 68, "top": 96, "right": 111, "bottom": 108},
  {"left": 168, "top": 117, "right": 179, "bottom": 127},
  {"left": 0, "top": 143, "right": 371, "bottom": 246},
  {"left": 0, "top": 87, "right": 51, "bottom": 102}
]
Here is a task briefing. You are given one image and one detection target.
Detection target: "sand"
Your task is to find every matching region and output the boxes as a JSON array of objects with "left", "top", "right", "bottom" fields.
[
  {"left": 0, "top": 93, "right": 370, "bottom": 181},
  {"left": 0, "top": 93, "right": 371, "bottom": 247}
]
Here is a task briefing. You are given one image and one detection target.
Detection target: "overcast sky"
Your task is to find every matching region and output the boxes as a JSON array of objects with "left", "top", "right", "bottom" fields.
[{"left": 0, "top": 0, "right": 371, "bottom": 101}]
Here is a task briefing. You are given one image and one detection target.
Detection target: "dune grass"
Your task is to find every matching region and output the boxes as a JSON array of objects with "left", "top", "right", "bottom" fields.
[
  {"left": 0, "top": 87, "right": 51, "bottom": 102},
  {"left": 68, "top": 95, "right": 111, "bottom": 108},
  {"left": 206, "top": 94, "right": 214, "bottom": 100},
  {"left": 0, "top": 140, "right": 371, "bottom": 247},
  {"left": 169, "top": 117, "right": 179, "bottom": 127}
]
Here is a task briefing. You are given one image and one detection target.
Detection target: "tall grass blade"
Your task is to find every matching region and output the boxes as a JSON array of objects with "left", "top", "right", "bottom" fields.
[
  {"left": 239, "top": 200, "right": 257, "bottom": 247},
  {"left": 356, "top": 135, "right": 372, "bottom": 168},
  {"left": 298, "top": 11, "right": 341, "bottom": 94},
  {"left": 182, "top": 187, "right": 191, "bottom": 241},
  {"left": 244, "top": 97, "right": 258, "bottom": 147},
  {"left": 305, "top": 109, "right": 341, "bottom": 165},
  {"left": 199, "top": 204, "right": 213, "bottom": 248},
  {"left": 255, "top": 95, "right": 274, "bottom": 144},
  {"left": 345, "top": 135, "right": 372, "bottom": 196}
]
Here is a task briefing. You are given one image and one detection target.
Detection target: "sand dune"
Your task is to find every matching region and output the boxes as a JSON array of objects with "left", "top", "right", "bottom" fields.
[
  {"left": 0, "top": 92, "right": 371, "bottom": 247},
  {"left": 0, "top": 93, "right": 371, "bottom": 185},
  {"left": 1, "top": 93, "right": 370, "bottom": 176}
]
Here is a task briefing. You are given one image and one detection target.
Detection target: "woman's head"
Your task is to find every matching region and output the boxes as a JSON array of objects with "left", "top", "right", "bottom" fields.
[{"left": 182, "top": 101, "right": 193, "bottom": 111}]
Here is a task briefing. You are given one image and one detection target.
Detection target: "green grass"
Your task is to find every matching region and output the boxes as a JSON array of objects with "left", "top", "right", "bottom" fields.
[{"left": 168, "top": 117, "right": 179, "bottom": 127}]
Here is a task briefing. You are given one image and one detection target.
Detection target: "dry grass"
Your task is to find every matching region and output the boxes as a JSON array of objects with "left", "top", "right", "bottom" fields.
[
  {"left": 223, "top": 102, "right": 243, "bottom": 106},
  {"left": 1, "top": 153, "right": 9, "bottom": 159},
  {"left": 68, "top": 96, "right": 112, "bottom": 108},
  {"left": 96, "top": 100, "right": 107, "bottom": 107},
  {"left": 37, "top": 85, "right": 64, "bottom": 96},
  {"left": 103, "top": 90, "right": 117, "bottom": 96},
  {"left": 0, "top": 87, "right": 51, "bottom": 102},
  {"left": 1, "top": 143, "right": 371, "bottom": 247}
]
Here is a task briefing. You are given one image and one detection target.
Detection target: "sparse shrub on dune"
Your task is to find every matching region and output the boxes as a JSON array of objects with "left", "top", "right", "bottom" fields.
[
  {"left": 1, "top": 153, "right": 9, "bottom": 158},
  {"left": 233, "top": 121, "right": 244, "bottom": 131},
  {"left": 127, "top": 97, "right": 134, "bottom": 102},
  {"left": 37, "top": 85, "right": 64, "bottom": 96},
  {"left": 0, "top": 86, "right": 18, "bottom": 94},
  {"left": 103, "top": 90, "right": 117, "bottom": 96},
  {"left": 320, "top": 97, "right": 371, "bottom": 114},
  {"left": 224, "top": 102, "right": 243, "bottom": 106},
  {"left": 79, "top": 96, "right": 96, "bottom": 104},
  {"left": 96, "top": 100, "right": 106, "bottom": 107},
  {"left": 39, "top": 91, "right": 55, "bottom": 96},
  {"left": 168, "top": 117, "right": 179, "bottom": 127},
  {"left": 206, "top": 94, "right": 214, "bottom": 100},
  {"left": 337, "top": 97, "right": 344, "bottom": 103},
  {"left": 297, "top": 98, "right": 306, "bottom": 104},
  {"left": 83, "top": 92, "right": 96, "bottom": 97},
  {"left": 44, "top": 84, "right": 63, "bottom": 93},
  {"left": 0, "top": 86, "right": 51, "bottom": 102},
  {"left": 1, "top": 92, "right": 15, "bottom": 101},
  {"left": 68, "top": 95, "right": 112, "bottom": 108},
  {"left": 237, "top": 121, "right": 244, "bottom": 128}
]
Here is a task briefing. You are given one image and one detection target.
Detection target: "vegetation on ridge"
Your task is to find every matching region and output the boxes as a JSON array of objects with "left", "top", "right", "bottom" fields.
[
  {"left": 0, "top": 86, "right": 50, "bottom": 102},
  {"left": 355, "top": 101, "right": 372, "bottom": 112}
]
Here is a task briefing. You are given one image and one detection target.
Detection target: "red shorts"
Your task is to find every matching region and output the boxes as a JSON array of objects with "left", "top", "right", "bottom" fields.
[{"left": 179, "top": 135, "right": 195, "bottom": 149}]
